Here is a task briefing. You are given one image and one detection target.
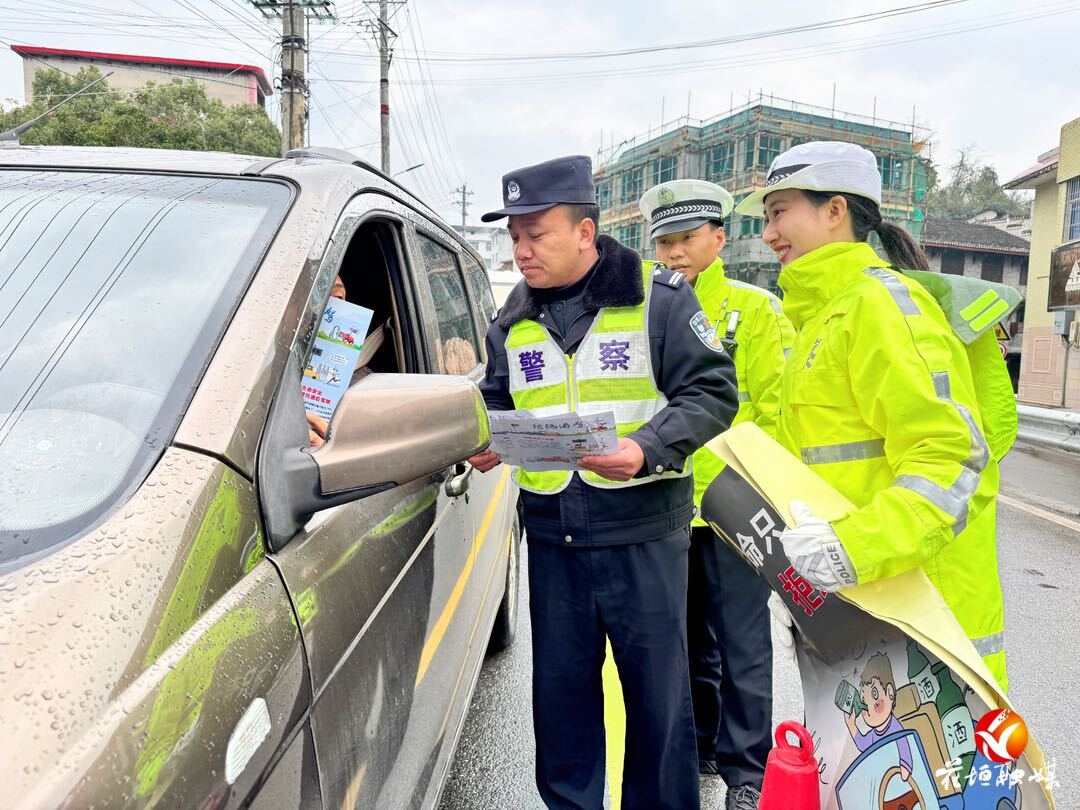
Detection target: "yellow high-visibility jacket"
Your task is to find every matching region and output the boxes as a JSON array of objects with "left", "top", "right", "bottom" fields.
[
  {"left": 689, "top": 258, "right": 794, "bottom": 527},
  {"left": 776, "top": 241, "right": 1008, "bottom": 689}
]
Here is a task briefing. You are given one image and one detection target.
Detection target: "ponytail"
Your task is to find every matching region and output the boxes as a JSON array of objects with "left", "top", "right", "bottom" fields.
[
  {"left": 803, "top": 190, "right": 930, "bottom": 273},
  {"left": 874, "top": 220, "right": 930, "bottom": 273}
]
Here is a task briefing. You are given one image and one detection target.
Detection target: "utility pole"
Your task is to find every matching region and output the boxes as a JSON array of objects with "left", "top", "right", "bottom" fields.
[
  {"left": 357, "top": 1, "right": 402, "bottom": 174},
  {"left": 379, "top": 0, "right": 390, "bottom": 174},
  {"left": 358, "top": 1, "right": 402, "bottom": 173},
  {"left": 452, "top": 184, "right": 473, "bottom": 232},
  {"left": 282, "top": 2, "right": 306, "bottom": 153},
  {"left": 248, "top": 0, "right": 336, "bottom": 156}
]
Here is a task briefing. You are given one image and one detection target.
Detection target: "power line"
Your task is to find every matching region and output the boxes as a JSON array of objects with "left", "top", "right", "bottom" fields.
[
  {"left": 211, "top": 0, "right": 282, "bottom": 42},
  {"left": 309, "top": 92, "right": 351, "bottom": 149},
  {"left": 325, "top": 0, "right": 975, "bottom": 64},
  {"left": 451, "top": 0, "right": 975, "bottom": 62},
  {"left": 393, "top": 19, "right": 456, "bottom": 192},
  {"left": 0, "top": 5, "right": 275, "bottom": 50},
  {"left": 307, "top": 0, "right": 368, "bottom": 44},
  {"left": 306, "top": 63, "right": 379, "bottom": 138},
  {"left": 168, "top": 0, "right": 277, "bottom": 63},
  {"left": 403, "top": 4, "right": 462, "bottom": 184},
  {"left": 313, "top": 1, "right": 1078, "bottom": 88}
]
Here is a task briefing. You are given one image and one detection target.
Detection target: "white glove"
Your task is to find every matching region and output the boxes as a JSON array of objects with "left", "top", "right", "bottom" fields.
[
  {"left": 768, "top": 592, "right": 796, "bottom": 662},
  {"left": 779, "top": 501, "right": 858, "bottom": 593}
]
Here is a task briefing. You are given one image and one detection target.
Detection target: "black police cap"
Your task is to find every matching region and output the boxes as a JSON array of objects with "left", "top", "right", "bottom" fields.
[{"left": 481, "top": 155, "right": 596, "bottom": 222}]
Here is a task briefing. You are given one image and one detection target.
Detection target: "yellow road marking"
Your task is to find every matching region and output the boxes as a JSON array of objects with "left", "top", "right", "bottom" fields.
[
  {"left": 998, "top": 492, "right": 1080, "bottom": 533},
  {"left": 437, "top": 524, "right": 514, "bottom": 740},
  {"left": 415, "top": 468, "right": 510, "bottom": 686},
  {"left": 602, "top": 642, "right": 625, "bottom": 810}
]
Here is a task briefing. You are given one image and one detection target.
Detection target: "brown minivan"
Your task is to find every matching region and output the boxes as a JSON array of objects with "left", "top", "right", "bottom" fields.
[{"left": 0, "top": 145, "right": 520, "bottom": 808}]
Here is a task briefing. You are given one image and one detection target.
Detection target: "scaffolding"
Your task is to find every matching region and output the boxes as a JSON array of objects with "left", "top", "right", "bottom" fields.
[
  {"left": 595, "top": 92, "right": 930, "bottom": 169},
  {"left": 594, "top": 92, "right": 932, "bottom": 290}
]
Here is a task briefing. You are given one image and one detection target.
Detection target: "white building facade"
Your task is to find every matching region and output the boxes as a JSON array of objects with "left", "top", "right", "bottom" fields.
[{"left": 455, "top": 225, "right": 514, "bottom": 273}]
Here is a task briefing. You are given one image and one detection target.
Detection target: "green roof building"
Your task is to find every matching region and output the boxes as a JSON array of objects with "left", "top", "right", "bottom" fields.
[{"left": 593, "top": 94, "right": 931, "bottom": 291}]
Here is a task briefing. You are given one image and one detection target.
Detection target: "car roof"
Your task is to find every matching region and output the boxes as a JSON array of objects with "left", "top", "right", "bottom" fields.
[
  {"left": 0, "top": 144, "right": 479, "bottom": 261},
  {"left": 0, "top": 144, "right": 271, "bottom": 174}
]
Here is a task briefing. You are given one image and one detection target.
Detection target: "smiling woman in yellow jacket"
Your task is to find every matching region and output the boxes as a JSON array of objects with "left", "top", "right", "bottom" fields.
[{"left": 736, "top": 141, "right": 1010, "bottom": 689}]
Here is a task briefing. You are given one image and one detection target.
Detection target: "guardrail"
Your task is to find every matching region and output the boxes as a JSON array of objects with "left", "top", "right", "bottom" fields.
[{"left": 1016, "top": 404, "right": 1080, "bottom": 454}]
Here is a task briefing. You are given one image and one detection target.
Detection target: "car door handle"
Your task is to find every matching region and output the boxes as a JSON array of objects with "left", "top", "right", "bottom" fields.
[{"left": 445, "top": 462, "right": 474, "bottom": 498}]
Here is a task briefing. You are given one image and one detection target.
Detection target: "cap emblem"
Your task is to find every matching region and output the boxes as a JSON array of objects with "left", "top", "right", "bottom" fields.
[
  {"left": 506, "top": 180, "right": 522, "bottom": 202},
  {"left": 657, "top": 187, "right": 676, "bottom": 206}
]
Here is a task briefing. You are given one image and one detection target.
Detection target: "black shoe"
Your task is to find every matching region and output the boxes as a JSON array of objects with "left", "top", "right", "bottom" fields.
[
  {"left": 698, "top": 758, "right": 721, "bottom": 775},
  {"left": 726, "top": 785, "right": 761, "bottom": 810}
]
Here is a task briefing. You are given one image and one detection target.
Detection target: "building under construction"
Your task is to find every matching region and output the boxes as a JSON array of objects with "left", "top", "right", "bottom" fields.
[{"left": 593, "top": 94, "right": 931, "bottom": 290}]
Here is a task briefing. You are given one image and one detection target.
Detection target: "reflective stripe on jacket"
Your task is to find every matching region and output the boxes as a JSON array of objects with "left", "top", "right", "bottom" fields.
[{"left": 777, "top": 241, "right": 1008, "bottom": 689}]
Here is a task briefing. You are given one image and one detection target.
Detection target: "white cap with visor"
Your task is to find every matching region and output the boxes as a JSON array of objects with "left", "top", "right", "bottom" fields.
[
  {"left": 639, "top": 179, "right": 735, "bottom": 239},
  {"left": 734, "top": 141, "right": 882, "bottom": 217}
]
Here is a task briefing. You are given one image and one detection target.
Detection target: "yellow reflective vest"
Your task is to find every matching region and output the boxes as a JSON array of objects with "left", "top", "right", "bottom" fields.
[
  {"left": 689, "top": 258, "right": 795, "bottom": 527},
  {"left": 504, "top": 261, "right": 691, "bottom": 495},
  {"left": 776, "top": 242, "right": 1008, "bottom": 689}
]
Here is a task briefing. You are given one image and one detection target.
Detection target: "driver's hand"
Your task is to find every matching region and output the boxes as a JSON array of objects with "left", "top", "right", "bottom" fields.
[{"left": 307, "top": 411, "right": 329, "bottom": 448}]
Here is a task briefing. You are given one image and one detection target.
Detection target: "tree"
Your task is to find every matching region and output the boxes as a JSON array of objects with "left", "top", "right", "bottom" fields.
[
  {"left": 0, "top": 67, "right": 281, "bottom": 157},
  {"left": 924, "top": 148, "right": 1031, "bottom": 222}
]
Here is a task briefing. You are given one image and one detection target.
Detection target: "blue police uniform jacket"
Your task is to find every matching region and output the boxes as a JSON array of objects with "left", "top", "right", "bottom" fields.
[{"left": 479, "top": 235, "right": 739, "bottom": 547}]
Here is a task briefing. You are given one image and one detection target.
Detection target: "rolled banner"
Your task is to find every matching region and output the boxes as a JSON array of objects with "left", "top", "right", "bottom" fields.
[{"left": 701, "top": 422, "right": 1055, "bottom": 810}]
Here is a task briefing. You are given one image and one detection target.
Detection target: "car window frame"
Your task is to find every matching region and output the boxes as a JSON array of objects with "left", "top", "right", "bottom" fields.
[
  {"left": 289, "top": 194, "right": 431, "bottom": 390},
  {"left": 458, "top": 249, "right": 497, "bottom": 363},
  {"left": 0, "top": 169, "right": 295, "bottom": 571},
  {"left": 407, "top": 223, "right": 485, "bottom": 379}
]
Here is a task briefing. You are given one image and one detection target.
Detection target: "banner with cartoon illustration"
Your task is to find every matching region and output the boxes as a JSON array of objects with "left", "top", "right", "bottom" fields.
[
  {"left": 702, "top": 423, "right": 1056, "bottom": 810},
  {"left": 303, "top": 299, "right": 374, "bottom": 421}
]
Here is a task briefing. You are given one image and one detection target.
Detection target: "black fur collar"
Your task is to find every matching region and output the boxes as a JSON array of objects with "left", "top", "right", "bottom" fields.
[{"left": 496, "top": 235, "right": 644, "bottom": 329}]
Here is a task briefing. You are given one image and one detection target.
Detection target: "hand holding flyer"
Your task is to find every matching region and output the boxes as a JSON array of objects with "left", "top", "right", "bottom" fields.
[
  {"left": 488, "top": 410, "right": 619, "bottom": 471},
  {"left": 303, "top": 299, "right": 375, "bottom": 421}
]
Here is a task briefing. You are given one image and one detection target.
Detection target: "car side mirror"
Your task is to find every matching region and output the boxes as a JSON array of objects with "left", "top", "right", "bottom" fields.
[
  {"left": 315, "top": 374, "right": 490, "bottom": 493},
  {"left": 258, "top": 357, "right": 490, "bottom": 551}
]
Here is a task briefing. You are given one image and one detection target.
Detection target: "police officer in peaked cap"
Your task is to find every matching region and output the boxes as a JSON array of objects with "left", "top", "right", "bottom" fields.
[
  {"left": 642, "top": 179, "right": 796, "bottom": 810},
  {"left": 467, "top": 155, "right": 739, "bottom": 809}
]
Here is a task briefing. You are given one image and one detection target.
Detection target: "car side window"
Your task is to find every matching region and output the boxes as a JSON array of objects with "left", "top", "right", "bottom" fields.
[
  {"left": 460, "top": 255, "right": 496, "bottom": 365},
  {"left": 417, "top": 234, "right": 481, "bottom": 375},
  {"left": 462, "top": 255, "right": 497, "bottom": 327}
]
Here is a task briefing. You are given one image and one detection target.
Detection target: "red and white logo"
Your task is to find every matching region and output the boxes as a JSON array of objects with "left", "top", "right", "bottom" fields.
[{"left": 974, "top": 708, "right": 1029, "bottom": 763}]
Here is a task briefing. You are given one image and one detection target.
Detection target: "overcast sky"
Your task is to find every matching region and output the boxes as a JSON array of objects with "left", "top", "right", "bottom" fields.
[{"left": 1, "top": 0, "right": 1075, "bottom": 223}]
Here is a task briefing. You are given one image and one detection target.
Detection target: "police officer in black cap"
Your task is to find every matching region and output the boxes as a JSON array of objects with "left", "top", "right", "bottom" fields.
[{"left": 468, "top": 155, "right": 739, "bottom": 810}]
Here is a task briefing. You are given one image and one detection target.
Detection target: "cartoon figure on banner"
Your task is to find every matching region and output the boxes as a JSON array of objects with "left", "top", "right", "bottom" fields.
[
  {"left": 842, "top": 653, "right": 914, "bottom": 783},
  {"left": 831, "top": 641, "right": 1021, "bottom": 810}
]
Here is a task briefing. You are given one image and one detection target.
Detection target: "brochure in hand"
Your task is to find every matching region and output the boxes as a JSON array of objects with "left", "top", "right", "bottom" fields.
[
  {"left": 488, "top": 410, "right": 619, "bottom": 471},
  {"left": 302, "top": 299, "right": 375, "bottom": 421}
]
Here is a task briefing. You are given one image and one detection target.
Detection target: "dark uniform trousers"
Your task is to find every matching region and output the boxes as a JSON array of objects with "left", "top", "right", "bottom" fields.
[
  {"left": 686, "top": 525, "right": 773, "bottom": 789},
  {"left": 529, "top": 529, "right": 700, "bottom": 810},
  {"left": 480, "top": 235, "right": 738, "bottom": 809}
]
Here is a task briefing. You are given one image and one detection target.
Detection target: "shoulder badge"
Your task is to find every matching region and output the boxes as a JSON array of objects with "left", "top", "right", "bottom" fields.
[
  {"left": 689, "top": 311, "right": 725, "bottom": 354},
  {"left": 653, "top": 266, "right": 686, "bottom": 289}
]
